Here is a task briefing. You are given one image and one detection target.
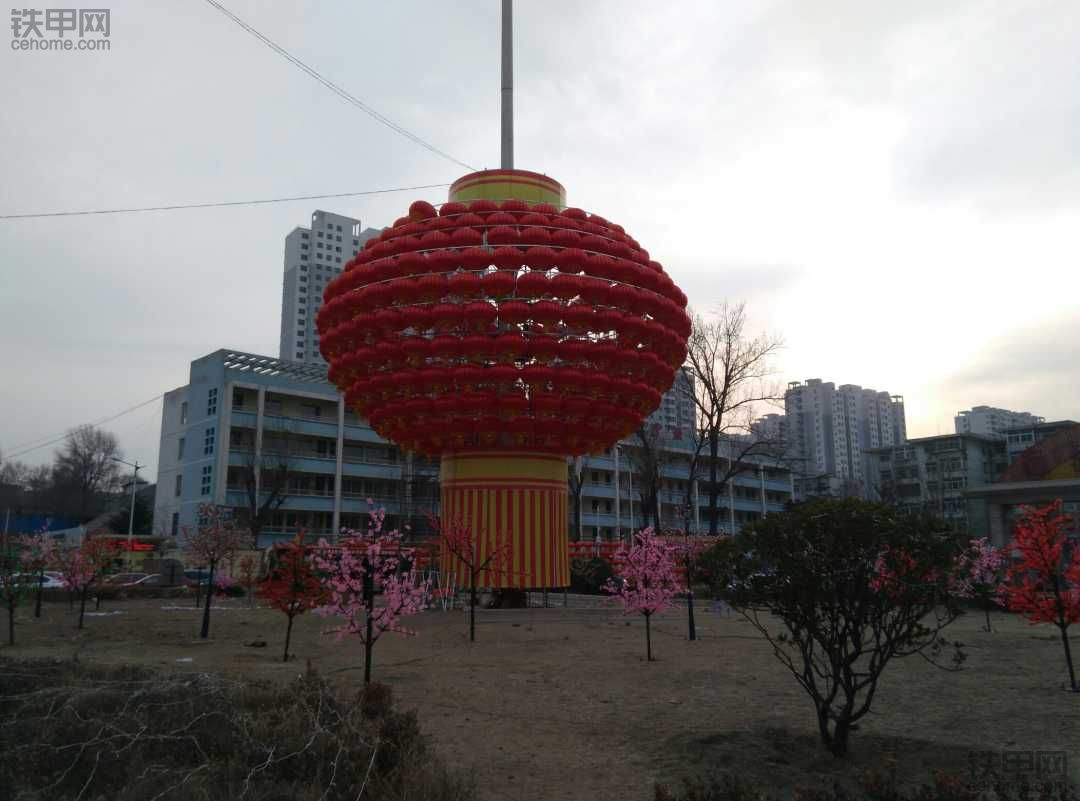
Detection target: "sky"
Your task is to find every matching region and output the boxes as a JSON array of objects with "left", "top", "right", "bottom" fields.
[{"left": 1, "top": 0, "right": 1078, "bottom": 479}]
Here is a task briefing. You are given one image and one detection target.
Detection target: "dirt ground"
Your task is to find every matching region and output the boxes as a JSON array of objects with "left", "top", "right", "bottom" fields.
[{"left": 3, "top": 596, "right": 1078, "bottom": 800}]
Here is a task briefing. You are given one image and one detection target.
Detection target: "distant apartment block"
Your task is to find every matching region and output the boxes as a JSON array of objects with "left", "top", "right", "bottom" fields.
[
  {"left": 966, "top": 423, "right": 1080, "bottom": 547},
  {"left": 784, "top": 379, "right": 906, "bottom": 499},
  {"left": 954, "top": 406, "right": 1044, "bottom": 439},
  {"left": 866, "top": 433, "right": 1008, "bottom": 534},
  {"left": 1001, "top": 419, "right": 1080, "bottom": 465},
  {"left": 279, "top": 211, "right": 381, "bottom": 367},
  {"left": 751, "top": 413, "right": 787, "bottom": 445}
]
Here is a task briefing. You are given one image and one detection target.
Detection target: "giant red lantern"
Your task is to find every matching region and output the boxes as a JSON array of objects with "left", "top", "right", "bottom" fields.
[{"left": 320, "top": 169, "right": 689, "bottom": 589}]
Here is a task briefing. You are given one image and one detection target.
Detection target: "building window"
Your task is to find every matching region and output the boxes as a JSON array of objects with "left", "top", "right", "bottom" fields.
[
  {"left": 180, "top": 401, "right": 188, "bottom": 425},
  {"left": 170, "top": 512, "right": 179, "bottom": 538},
  {"left": 301, "top": 232, "right": 309, "bottom": 239},
  {"left": 317, "top": 231, "right": 324, "bottom": 238},
  {"left": 204, "top": 427, "right": 216, "bottom": 456},
  {"left": 300, "top": 243, "right": 308, "bottom": 250},
  {"left": 201, "top": 465, "right": 213, "bottom": 496},
  {"left": 207, "top": 388, "right": 218, "bottom": 416},
  {"left": 174, "top": 474, "right": 182, "bottom": 497},
  {"left": 233, "top": 389, "right": 244, "bottom": 408},
  {"left": 177, "top": 437, "right": 185, "bottom": 460},
  {"left": 300, "top": 254, "right": 308, "bottom": 261}
]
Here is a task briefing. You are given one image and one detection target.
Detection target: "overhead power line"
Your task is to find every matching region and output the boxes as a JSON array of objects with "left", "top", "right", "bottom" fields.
[
  {"left": 2, "top": 395, "right": 164, "bottom": 461},
  {"left": 0, "top": 183, "right": 451, "bottom": 220},
  {"left": 203, "top": 0, "right": 478, "bottom": 172}
]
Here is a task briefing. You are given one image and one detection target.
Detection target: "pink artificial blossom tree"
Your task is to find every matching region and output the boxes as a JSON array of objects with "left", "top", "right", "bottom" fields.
[
  {"left": 954, "top": 537, "right": 1007, "bottom": 632},
  {"left": 605, "top": 527, "right": 681, "bottom": 661},
  {"left": 183, "top": 504, "right": 248, "bottom": 639},
  {"left": 313, "top": 506, "right": 429, "bottom": 683},
  {"left": 22, "top": 532, "right": 59, "bottom": 619}
]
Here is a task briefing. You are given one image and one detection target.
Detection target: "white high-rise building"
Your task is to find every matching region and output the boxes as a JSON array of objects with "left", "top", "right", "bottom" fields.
[
  {"left": 279, "top": 210, "right": 381, "bottom": 366},
  {"left": 954, "top": 406, "right": 1044, "bottom": 439},
  {"left": 785, "top": 379, "right": 906, "bottom": 498}
]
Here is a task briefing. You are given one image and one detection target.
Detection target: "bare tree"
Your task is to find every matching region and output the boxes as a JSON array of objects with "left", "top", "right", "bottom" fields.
[
  {"left": 236, "top": 449, "right": 292, "bottom": 548},
  {"left": 53, "top": 426, "right": 122, "bottom": 518},
  {"left": 629, "top": 424, "right": 671, "bottom": 532},
  {"left": 685, "top": 304, "right": 783, "bottom": 535}
]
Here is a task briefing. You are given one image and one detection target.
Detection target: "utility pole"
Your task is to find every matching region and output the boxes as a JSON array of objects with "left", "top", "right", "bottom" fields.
[
  {"left": 501, "top": 0, "right": 513, "bottom": 169},
  {"left": 112, "top": 457, "right": 143, "bottom": 569}
]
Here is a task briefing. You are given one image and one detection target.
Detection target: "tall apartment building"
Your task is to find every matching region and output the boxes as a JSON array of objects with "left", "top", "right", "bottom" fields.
[
  {"left": 643, "top": 367, "right": 695, "bottom": 438},
  {"left": 152, "top": 349, "right": 440, "bottom": 545},
  {"left": 954, "top": 406, "right": 1044, "bottom": 439},
  {"left": 279, "top": 210, "right": 381, "bottom": 366},
  {"left": 785, "top": 379, "right": 906, "bottom": 498}
]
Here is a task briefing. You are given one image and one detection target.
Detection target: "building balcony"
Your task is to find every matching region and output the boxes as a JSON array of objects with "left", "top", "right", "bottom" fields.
[
  {"left": 230, "top": 410, "right": 257, "bottom": 429},
  {"left": 341, "top": 461, "right": 402, "bottom": 480},
  {"left": 343, "top": 424, "right": 387, "bottom": 444}
]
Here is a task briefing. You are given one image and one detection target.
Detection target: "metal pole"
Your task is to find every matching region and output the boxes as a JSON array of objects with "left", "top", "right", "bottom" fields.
[
  {"left": 126, "top": 462, "right": 141, "bottom": 569},
  {"left": 728, "top": 461, "right": 736, "bottom": 534},
  {"left": 627, "top": 463, "right": 634, "bottom": 540},
  {"left": 760, "top": 464, "right": 767, "bottom": 516},
  {"left": 500, "top": 0, "right": 513, "bottom": 169},
  {"left": 693, "top": 479, "right": 700, "bottom": 535},
  {"left": 613, "top": 446, "right": 620, "bottom": 540}
]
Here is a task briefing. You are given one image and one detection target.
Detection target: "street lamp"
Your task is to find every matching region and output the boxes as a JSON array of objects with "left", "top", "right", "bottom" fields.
[{"left": 111, "top": 457, "right": 143, "bottom": 568}]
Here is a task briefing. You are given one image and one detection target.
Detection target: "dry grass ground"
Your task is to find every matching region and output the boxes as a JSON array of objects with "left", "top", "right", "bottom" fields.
[{"left": 3, "top": 597, "right": 1078, "bottom": 800}]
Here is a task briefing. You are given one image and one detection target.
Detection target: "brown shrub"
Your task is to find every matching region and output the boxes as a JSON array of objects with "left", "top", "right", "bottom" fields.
[{"left": 0, "top": 657, "right": 474, "bottom": 801}]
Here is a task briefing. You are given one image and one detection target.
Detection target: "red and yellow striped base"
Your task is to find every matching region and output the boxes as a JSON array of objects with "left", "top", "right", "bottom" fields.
[{"left": 440, "top": 451, "right": 569, "bottom": 589}]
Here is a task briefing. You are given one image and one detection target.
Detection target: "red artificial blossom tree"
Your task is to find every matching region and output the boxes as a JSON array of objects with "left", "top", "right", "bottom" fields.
[
  {"left": 431, "top": 514, "right": 513, "bottom": 642},
  {"left": 259, "top": 532, "right": 326, "bottom": 662},
  {"left": 605, "top": 527, "right": 681, "bottom": 661},
  {"left": 1001, "top": 500, "right": 1080, "bottom": 692},
  {"left": 313, "top": 508, "right": 429, "bottom": 683},
  {"left": 55, "top": 532, "right": 120, "bottom": 630},
  {"left": 184, "top": 504, "right": 248, "bottom": 640}
]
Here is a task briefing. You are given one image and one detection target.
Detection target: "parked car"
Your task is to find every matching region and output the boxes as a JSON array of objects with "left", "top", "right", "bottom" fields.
[
  {"left": 123, "top": 574, "right": 167, "bottom": 588},
  {"left": 10, "top": 572, "right": 65, "bottom": 589},
  {"left": 104, "top": 572, "right": 148, "bottom": 586},
  {"left": 183, "top": 569, "right": 212, "bottom": 587}
]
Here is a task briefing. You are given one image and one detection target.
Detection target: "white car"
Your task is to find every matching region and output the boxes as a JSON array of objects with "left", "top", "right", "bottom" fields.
[{"left": 10, "top": 572, "right": 65, "bottom": 589}]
